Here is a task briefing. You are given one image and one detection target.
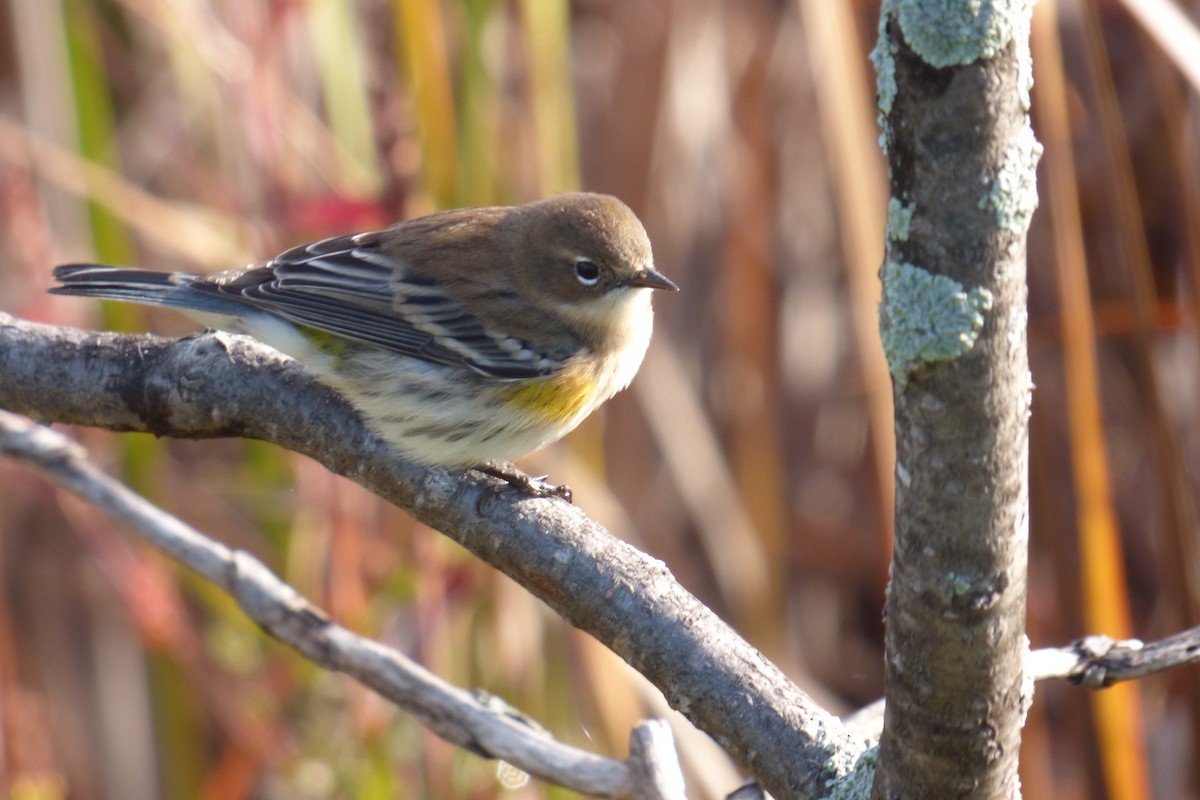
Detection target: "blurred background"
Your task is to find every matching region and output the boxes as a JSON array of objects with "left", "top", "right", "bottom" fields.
[{"left": 0, "top": 0, "right": 1198, "bottom": 797}]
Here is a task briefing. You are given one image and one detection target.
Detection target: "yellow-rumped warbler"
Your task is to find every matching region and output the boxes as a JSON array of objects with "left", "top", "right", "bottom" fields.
[{"left": 51, "top": 192, "right": 677, "bottom": 498}]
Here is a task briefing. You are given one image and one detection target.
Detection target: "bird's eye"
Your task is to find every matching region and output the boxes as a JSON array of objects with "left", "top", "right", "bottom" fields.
[{"left": 574, "top": 260, "right": 601, "bottom": 286}]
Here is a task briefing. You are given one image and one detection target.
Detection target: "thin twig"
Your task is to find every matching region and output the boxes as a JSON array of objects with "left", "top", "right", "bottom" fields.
[
  {"left": 1029, "top": 630, "right": 1200, "bottom": 688},
  {"left": 628, "top": 720, "right": 688, "bottom": 800},
  {"left": 0, "top": 409, "right": 636, "bottom": 797}
]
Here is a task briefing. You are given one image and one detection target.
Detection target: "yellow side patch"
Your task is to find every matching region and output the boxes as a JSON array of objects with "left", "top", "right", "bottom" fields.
[
  {"left": 296, "top": 324, "right": 348, "bottom": 360},
  {"left": 502, "top": 367, "right": 598, "bottom": 424}
]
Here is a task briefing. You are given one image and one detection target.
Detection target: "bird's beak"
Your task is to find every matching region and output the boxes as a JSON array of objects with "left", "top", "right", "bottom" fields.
[{"left": 627, "top": 267, "right": 679, "bottom": 292}]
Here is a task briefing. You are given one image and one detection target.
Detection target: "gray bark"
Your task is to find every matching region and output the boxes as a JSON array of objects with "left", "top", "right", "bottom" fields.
[
  {"left": 871, "top": 2, "right": 1037, "bottom": 798},
  {"left": 0, "top": 314, "right": 863, "bottom": 799}
]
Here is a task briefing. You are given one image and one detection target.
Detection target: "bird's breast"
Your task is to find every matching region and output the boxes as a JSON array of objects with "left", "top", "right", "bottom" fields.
[{"left": 500, "top": 363, "right": 599, "bottom": 424}]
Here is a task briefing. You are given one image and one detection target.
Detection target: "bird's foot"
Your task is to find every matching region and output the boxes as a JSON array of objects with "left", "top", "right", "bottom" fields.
[{"left": 474, "top": 462, "right": 573, "bottom": 503}]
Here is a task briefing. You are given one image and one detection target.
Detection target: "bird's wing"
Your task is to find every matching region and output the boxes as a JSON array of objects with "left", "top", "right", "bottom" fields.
[{"left": 200, "top": 233, "right": 560, "bottom": 379}]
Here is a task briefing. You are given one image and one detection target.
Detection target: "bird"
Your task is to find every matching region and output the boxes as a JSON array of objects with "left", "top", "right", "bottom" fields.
[{"left": 50, "top": 192, "right": 678, "bottom": 500}]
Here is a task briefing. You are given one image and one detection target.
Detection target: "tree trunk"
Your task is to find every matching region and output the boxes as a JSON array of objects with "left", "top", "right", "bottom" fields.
[{"left": 871, "top": 2, "right": 1038, "bottom": 797}]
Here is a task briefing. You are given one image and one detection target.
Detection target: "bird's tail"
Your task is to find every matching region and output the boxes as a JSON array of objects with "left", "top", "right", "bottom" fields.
[{"left": 50, "top": 265, "right": 198, "bottom": 306}]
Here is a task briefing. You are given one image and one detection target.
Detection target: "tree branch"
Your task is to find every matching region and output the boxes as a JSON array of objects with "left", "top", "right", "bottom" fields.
[
  {"left": 1029, "top": 630, "right": 1200, "bottom": 688},
  {"left": 0, "top": 313, "right": 865, "bottom": 800},
  {"left": 0, "top": 409, "right": 639, "bottom": 796}
]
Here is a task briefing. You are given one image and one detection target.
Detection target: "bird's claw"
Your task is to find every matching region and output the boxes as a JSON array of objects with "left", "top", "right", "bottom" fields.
[
  {"left": 474, "top": 463, "right": 573, "bottom": 504},
  {"left": 514, "top": 473, "right": 574, "bottom": 503}
]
